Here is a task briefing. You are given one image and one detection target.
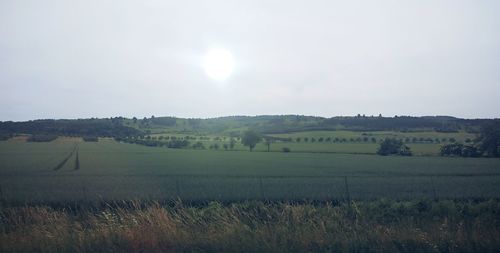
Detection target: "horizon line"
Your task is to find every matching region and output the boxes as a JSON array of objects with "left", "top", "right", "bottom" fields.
[{"left": 1, "top": 114, "right": 499, "bottom": 122}]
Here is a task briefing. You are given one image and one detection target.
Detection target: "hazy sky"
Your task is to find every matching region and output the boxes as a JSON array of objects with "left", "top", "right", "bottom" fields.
[{"left": 1, "top": 0, "right": 499, "bottom": 121}]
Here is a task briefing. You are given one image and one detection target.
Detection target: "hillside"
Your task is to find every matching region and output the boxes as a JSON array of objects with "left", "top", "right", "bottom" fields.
[{"left": 0, "top": 115, "right": 495, "bottom": 138}]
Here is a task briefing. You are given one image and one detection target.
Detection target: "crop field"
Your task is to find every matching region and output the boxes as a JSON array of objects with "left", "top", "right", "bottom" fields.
[
  {"left": 0, "top": 137, "right": 499, "bottom": 202},
  {"left": 148, "top": 130, "right": 475, "bottom": 155}
]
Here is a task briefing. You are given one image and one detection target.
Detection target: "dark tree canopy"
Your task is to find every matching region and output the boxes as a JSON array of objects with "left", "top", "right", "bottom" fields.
[
  {"left": 241, "top": 130, "right": 261, "bottom": 151},
  {"left": 0, "top": 119, "right": 142, "bottom": 138},
  {"left": 440, "top": 143, "right": 480, "bottom": 157},
  {"left": 377, "top": 138, "right": 412, "bottom": 156},
  {"left": 478, "top": 121, "right": 500, "bottom": 157}
]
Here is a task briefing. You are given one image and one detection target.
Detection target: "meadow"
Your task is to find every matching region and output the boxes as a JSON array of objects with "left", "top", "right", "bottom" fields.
[
  {"left": 149, "top": 130, "right": 475, "bottom": 155},
  {"left": 1, "top": 199, "right": 499, "bottom": 253},
  {"left": 0, "top": 136, "right": 498, "bottom": 202}
]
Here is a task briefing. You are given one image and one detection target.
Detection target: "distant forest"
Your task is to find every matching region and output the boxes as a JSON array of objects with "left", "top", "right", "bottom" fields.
[
  {"left": 0, "top": 118, "right": 141, "bottom": 138},
  {"left": 0, "top": 115, "right": 497, "bottom": 139}
]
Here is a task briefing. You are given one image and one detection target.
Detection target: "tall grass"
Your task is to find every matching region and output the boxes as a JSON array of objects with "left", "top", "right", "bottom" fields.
[{"left": 1, "top": 199, "right": 499, "bottom": 253}]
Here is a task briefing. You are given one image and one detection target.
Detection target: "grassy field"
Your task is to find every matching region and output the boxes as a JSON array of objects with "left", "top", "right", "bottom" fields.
[
  {"left": 148, "top": 130, "right": 475, "bottom": 155},
  {"left": 1, "top": 199, "right": 499, "bottom": 253},
  {"left": 0, "top": 137, "right": 499, "bottom": 202}
]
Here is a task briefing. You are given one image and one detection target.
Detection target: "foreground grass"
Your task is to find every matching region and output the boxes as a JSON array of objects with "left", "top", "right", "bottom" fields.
[{"left": 1, "top": 199, "right": 499, "bottom": 253}]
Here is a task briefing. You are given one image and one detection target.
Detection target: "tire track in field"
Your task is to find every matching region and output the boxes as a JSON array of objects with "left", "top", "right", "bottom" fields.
[
  {"left": 53, "top": 144, "right": 78, "bottom": 171},
  {"left": 74, "top": 148, "right": 80, "bottom": 170}
]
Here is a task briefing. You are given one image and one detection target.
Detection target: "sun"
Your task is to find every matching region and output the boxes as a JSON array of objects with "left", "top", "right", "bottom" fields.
[{"left": 203, "top": 48, "right": 234, "bottom": 80}]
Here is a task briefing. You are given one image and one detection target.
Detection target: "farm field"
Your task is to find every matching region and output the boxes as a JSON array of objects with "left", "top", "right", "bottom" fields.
[
  {"left": 0, "top": 137, "right": 499, "bottom": 202},
  {"left": 148, "top": 130, "right": 475, "bottom": 155}
]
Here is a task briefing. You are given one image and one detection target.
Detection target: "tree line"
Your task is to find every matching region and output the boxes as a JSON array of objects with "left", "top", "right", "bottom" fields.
[
  {"left": 0, "top": 119, "right": 143, "bottom": 138},
  {"left": 440, "top": 121, "right": 500, "bottom": 157}
]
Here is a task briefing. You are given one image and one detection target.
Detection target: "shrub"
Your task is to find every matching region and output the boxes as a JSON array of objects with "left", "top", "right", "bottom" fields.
[
  {"left": 192, "top": 142, "right": 205, "bottom": 149},
  {"left": 440, "top": 143, "right": 480, "bottom": 157},
  {"left": 168, "top": 140, "right": 190, "bottom": 149},
  {"left": 282, "top": 147, "right": 291, "bottom": 152},
  {"left": 377, "top": 138, "right": 412, "bottom": 156}
]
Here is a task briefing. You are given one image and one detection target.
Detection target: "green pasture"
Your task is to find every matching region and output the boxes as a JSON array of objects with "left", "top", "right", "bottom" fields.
[
  {"left": 147, "top": 130, "right": 475, "bottom": 155},
  {"left": 0, "top": 138, "right": 499, "bottom": 202}
]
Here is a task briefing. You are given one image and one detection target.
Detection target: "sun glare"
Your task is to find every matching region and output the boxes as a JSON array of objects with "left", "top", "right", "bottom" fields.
[{"left": 203, "top": 48, "right": 234, "bottom": 80}]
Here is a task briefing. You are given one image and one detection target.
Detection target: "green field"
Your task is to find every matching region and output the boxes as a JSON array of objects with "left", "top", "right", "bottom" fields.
[
  {"left": 1, "top": 137, "right": 499, "bottom": 202},
  {"left": 147, "top": 130, "right": 474, "bottom": 156}
]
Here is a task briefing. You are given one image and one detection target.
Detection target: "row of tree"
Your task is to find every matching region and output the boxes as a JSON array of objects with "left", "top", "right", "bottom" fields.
[
  {"left": 293, "top": 136, "right": 459, "bottom": 143},
  {"left": 116, "top": 137, "right": 191, "bottom": 149}
]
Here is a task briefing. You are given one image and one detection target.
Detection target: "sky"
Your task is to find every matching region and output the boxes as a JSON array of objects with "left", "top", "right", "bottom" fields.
[{"left": 1, "top": 0, "right": 499, "bottom": 121}]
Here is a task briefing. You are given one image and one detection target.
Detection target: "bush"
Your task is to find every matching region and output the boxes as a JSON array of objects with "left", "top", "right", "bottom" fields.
[
  {"left": 168, "top": 140, "right": 190, "bottom": 149},
  {"left": 440, "top": 143, "right": 480, "bottom": 157},
  {"left": 282, "top": 147, "right": 291, "bottom": 152},
  {"left": 377, "top": 138, "right": 412, "bottom": 156},
  {"left": 192, "top": 142, "right": 205, "bottom": 149}
]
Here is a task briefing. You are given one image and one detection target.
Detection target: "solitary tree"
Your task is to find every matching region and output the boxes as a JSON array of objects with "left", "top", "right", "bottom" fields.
[
  {"left": 242, "top": 130, "right": 261, "bottom": 151},
  {"left": 264, "top": 137, "right": 274, "bottom": 152}
]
